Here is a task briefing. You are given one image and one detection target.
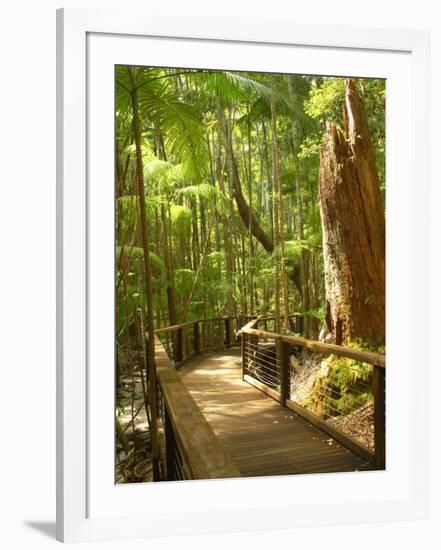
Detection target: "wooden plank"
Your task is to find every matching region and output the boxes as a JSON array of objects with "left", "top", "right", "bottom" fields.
[
  {"left": 285, "top": 399, "right": 375, "bottom": 464},
  {"left": 155, "top": 320, "right": 195, "bottom": 334},
  {"left": 155, "top": 337, "right": 241, "bottom": 480},
  {"left": 236, "top": 318, "right": 258, "bottom": 337},
  {"left": 155, "top": 316, "right": 233, "bottom": 335},
  {"left": 178, "top": 348, "right": 373, "bottom": 478}
]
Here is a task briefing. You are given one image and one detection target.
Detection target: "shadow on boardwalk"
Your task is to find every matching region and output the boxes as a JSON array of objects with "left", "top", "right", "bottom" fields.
[{"left": 178, "top": 348, "right": 372, "bottom": 477}]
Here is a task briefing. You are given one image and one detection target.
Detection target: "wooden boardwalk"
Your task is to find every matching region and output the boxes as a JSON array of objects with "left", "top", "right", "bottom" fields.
[{"left": 178, "top": 348, "right": 372, "bottom": 477}]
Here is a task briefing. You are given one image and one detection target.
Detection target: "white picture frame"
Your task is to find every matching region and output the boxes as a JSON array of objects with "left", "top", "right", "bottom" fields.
[{"left": 56, "top": 7, "right": 430, "bottom": 543}]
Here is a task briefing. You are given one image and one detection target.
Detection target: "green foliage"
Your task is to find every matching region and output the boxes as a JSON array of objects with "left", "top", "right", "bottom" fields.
[
  {"left": 284, "top": 239, "right": 308, "bottom": 258},
  {"left": 192, "top": 70, "right": 305, "bottom": 119},
  {"left": 297, "top": 135, "right": 322, "bottom": 160},
  {"left": 174, "top": 268, "right": 196, "bottom": 296},
  {"left": 124, "top": 139, "right": 155, "bottom": 164},
  {"left": 302, "top": 308, "right": 325, "bottom": 322},
  {"left": 304, "top": 77, "right": 345, "bottom": 124},
  {"left": 115, "top": 66, "right": 385, "bottom": 341},
  {"left": 178, "top": 184, "right": 229, "bottom": 214},
  {"left": 143, "top": 159, "right": 185, "bottom": 192},
  {"left": 169, "top": 204, "right": 192, "bottom": 233},
  {"left": 115, "top": 65, "right": 386, "bottom": 484},
  {"left": 116, "top": 66, "right": 209, "bottom": 183},
  {"left": 157, "top": 96, "right": 209, "bottom": 182},
  {"left": 206, "top": 250, "right": 225, "bottom": 265}
]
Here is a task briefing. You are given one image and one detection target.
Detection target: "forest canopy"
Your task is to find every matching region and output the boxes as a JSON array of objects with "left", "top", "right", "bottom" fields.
[{"left": 116, "top": 67, "right": 385, "bottom": 339}]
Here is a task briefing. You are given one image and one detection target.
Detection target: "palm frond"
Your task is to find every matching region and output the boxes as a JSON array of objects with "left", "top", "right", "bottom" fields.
[
  {"left": 144, "top": 159, "right": 186, "bottom": 193},
  {"left": 169, "top": 204, "right": 192, "bottom": 233},
  {"left": 116, "top": 245, "right": 165, "bottom": 272},
  {"left": 177, "top": 183, "right": 229, "bottom": 214},
  {"left": 139, "top": 84, "right": 209, "bottom": 182}
]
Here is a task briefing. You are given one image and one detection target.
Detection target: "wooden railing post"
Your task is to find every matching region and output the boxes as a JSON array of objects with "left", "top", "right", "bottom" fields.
[
  {"left": 279, "top": 340, "right": 291, "bottom": 406},
  {"left": 225, "top": 318, "right": 231, "bottom": 348},
  {"left": 373, "top": 365, "right": 386, "bottom": 469},
  {"left": 193, "top": 321, "right": 200, "bottom": 355},
  {"left": 176, "top": 327, "right": 183, "bottom": 364},
  {"left": 164, "top": 405, "right": 177, "bottom": 481},
  {"left": 241, "top": 333, "right": 247, "bottom": 380}
]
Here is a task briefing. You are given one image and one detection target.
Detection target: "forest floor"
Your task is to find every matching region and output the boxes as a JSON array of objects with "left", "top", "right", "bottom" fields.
[
  {"left": 290, "top": 352, "right": 375, "bottom": 450},
  {"left": 116, "top": 353, "right": 153, "bottom": 484},
  {"left": 328, "top": 402, "right": 374, "bottom": 451}
]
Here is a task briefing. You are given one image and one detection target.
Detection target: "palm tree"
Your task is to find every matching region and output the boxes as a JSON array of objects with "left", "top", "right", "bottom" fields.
[{"left": 115, "top": 67, "right": 309, "bottom": 480}]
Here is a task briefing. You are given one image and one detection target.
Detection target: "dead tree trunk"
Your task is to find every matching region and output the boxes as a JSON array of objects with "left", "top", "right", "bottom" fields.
[{"left": 318, "top": 79, "right": 385, "bottom": 348}]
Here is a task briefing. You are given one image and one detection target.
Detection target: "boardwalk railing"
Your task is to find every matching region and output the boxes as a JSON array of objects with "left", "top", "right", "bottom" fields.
[
  {"left": 151, "top": 314, "right": 385, "bottom": 480},
  {"left": 155, "top": 316, "right": 249, "bottom": 367},
  {"left": 154, "top": 314, "right": 301, "bottom": 367},
  {"left": 152, "top": 333, "right": 241, "bottom": 481},
  {"left": 239, "top": 319, "right": 386, "bottom": 469}
]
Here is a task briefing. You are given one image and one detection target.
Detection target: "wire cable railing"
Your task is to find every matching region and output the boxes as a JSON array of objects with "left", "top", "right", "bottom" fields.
[
  {"left": 155, "top": 316, "right": 237, "bottom": 367},
  {"left": 239, "top": 318, "right": 386, "bottom": 468}
]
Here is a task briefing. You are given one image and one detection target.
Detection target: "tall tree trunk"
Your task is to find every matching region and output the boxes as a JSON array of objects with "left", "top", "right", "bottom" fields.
[
  {"left": 318, "top": 79, "right": 385, "bottom": 347},
  {"left": 261, "top": 118, "right": 274, "bottom": 241},
  {"left": 216, "top": 101, "right": 235, "bottom": 322},
  {"left": 270, "top": 92, "right": 289, "bottom": 330},
  {"left": 287, "top": 76, "right": 312, "bottom": 335},
  {"left": 161, "top": 204, "right": 177, "bottom": 326},
  {"left": 244, "top": 111, "right": 255, "bottom": 314},
  {"left": 128, "top": 68, "right": 160, "bottom": 480},
  {"left": 190, "top": 197, "right": 199, "bottom": 271}
]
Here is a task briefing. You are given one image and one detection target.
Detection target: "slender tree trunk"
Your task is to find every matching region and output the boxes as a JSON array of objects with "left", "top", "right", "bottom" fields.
[
  {"left": 318, "top": 79, "right": 385, "bottom": 347},
  {"left": 216, "top": 101, "right": 235, "bottom": 323},
  {"left": 270, "top": 93, "right": 289, "bottom": 330},
  {"left": 191, "top": 197, "right": 199, "bottom": 271},
  {"left": 261, "top": 118, "right": 274, "bottom": 241},
  {"left": 128, "top": 68, "right": 160, "bottom": 480},
  {"left": 271, "top": 173, "right": 281, "bottom": 332},
  {"left": 287, "top": 76, "right": 312, "bottom": 336},
  {"left": 161, "top": 204, "right": 177, "bottom": 326},
  {"left": 246, "top": 111, "right": 255, "bottom": 314}
]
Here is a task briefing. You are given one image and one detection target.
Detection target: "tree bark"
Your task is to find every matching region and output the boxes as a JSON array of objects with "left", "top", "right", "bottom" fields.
[
  {"left": 160, "top": 204, "right": 177, "bottom": 327},
  {"left": 228, "top": 139, "right": 275, "bottom": 254},
  {"left": 318, "top": 79, "right": 385, "bottom": 347},
  {"left": 216, "top": 101, "right": 235, "bottom": 321},
  {"left": 270, "top": 91, "right": 290, "bottom": 330},
  {"left": 128, "top": 68, "right": 160, "bottom": 479}
]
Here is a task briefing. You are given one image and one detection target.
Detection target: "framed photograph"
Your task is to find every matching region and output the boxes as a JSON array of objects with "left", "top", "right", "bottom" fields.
[{"left": 56, "top": 7, "right": 430, "bottom": 543}]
